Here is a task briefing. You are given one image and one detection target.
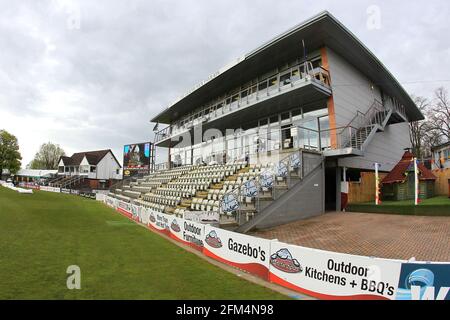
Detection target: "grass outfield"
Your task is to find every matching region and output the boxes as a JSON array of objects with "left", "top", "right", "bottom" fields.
[
  {"left": 0, "top": 187, "right": 286, "bottom": 300},
  {"left": 347, "top": 196, "right": 450, "bottom": 216}
]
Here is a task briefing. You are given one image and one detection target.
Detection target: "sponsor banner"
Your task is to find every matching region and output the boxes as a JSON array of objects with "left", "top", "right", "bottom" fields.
[
  {"left": 166, "top": 216, "right": 204, "bottom": 250},
  {"left": 148, "top": 211, "right": 170, "bottom": 235},
  {"left": 268, "top": 241, "right": 402, "bottom": 300},
  {"left": 168, "top": 215, "right": 184, "bottom": 242},
  {"left": 104, "top": 196, "right": 117, "bottom": 208},
  {"left": 203, "top": 225, "right": 270, "bottom": 279},
  {"left": 130, "top": 204, "right": 141, "bottom": 222},
  {"left": 70, "top": 189, "right": 80, "bottom": 195},
  {"left": 117, "top": 200, "right": 133, "bottom": 218},
  {"left": 19, "top": 182, "right": 39, "bottom": 190},
  {"left": 40, "top": 186, "right": 61, "bottom": 193},
  {"left": 140, "top": 207, "right": 151, "bottom": 225},
  {"left": 396, "top": 262, "right": 450, "bottom": 300},
  {"left": 61, "top": 188, "right": 71, "bottom": 194},
  {"left": 183, "top": 211, "right": 220, "bottom": 225},
  {"left": 95, "top": 193, "right": 106, "bottom": 201},
  {"left": 180, "top": 219, "right": 204, "bottom": 250}
]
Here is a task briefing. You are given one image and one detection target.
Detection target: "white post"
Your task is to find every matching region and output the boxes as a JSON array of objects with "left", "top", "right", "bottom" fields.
[
  {"left": 374, "top": 163, "right": 380, "bottom": 205},
  {"left": 414, "top": 157, "right": 419, "bottom": 205}
]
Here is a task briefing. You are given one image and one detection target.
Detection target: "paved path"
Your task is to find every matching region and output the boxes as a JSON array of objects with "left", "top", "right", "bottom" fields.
[{"left": 251, "top": 212, "right": 450, "bottom": 262}]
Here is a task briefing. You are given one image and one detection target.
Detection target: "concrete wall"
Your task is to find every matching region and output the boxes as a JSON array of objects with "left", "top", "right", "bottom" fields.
[
  {"left": 339, "top": 122, "right": 412, "bottom": 171},
  {"left": 327, "top": 47, "right": 412, "bottom": 172},
  {"left": 254, "top": 155, "right": 325, "bottom": 229},
  {"left": 326, "top": 47, "right": 382, "bottom": 127}
]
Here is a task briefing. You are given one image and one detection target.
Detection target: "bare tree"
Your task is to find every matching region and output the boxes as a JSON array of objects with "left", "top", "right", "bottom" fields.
[
  {"left": 409, "top": 96, "right": 428, "bottom": 158},
  {"left": 428, "top": 87, "right": 450, "bottom": 143}
]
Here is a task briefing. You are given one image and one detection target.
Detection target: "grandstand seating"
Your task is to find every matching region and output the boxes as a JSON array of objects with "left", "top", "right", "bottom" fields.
[{"left": 107, "top": 162, "right": 261, "bottom": 221}]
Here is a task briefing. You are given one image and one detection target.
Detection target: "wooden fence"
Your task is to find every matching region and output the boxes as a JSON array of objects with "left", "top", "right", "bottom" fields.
[
  {"left": 432, "top": 168, "right": 450, "bottom": 196},
  {"left": 348, "top": 172, "right": 387, "bottom": 204}
]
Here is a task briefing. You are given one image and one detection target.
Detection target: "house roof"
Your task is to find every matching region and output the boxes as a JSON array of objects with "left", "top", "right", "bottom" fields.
[
  {"left": 381, "top": 151, "right": 437, "bottom": 184},
  {"left": 431, "top": 141, "right": 450, "bottom": 152},
  {"left": 59, "top": 149, "right": 121, "bottom": 168},
  {"left": 151, "top": 11, "right": 423, "bottom": 124}
]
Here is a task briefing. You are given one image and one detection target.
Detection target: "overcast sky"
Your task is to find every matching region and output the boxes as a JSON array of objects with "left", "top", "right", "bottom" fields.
[{"left": 0, "top": 0, "right": 449, "bottom": 167}]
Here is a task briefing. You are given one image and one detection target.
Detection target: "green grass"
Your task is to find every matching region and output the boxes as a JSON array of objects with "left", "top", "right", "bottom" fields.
[
  {"left": 0, "top": 187, "right": 286, "bottom": 300},
  {"left": 347, "top": 196, "right": 450, "bottom": 216}
]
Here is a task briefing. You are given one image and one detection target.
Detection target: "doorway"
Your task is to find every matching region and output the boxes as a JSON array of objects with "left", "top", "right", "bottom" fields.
[{"left": 325, "top": 167, "right": 337, "bottom": 211}]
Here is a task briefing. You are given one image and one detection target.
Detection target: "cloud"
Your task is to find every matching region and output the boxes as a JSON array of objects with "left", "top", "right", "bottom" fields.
[{"left": 0, "top": 0, "right": 448, "bottom": 166}]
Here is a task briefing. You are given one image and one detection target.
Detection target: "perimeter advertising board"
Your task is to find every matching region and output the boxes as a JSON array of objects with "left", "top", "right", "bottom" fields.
[
  {"left": 268, "top": 241, "right": 402, "bottom": 300},
  {"left": 203, "top": 225, "right": 271, "bottom": 279}
]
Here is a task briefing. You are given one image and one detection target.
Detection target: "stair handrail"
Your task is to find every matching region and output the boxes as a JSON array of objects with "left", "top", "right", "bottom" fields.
[
  {"left": 219, "top": 149, "right": 304, "bottom": 224},
  {"left": 336, "top": 99, "right": 385, "bottom": 149}
]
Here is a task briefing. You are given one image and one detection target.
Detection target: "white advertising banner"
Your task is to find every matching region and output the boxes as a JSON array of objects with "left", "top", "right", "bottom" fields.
[
  {"left": 95, "top": 193, "right": 106, "bottom": 201},
  {"left": 148, "top": 210, "right": 170, "bottom": 234},
  {"left": 203, "top": 225, "right": 271, "bottom": 279},
  {"left": 104, "top": 196, "right": 117, "bottom": 209},
  {"left": 40, "top": 186, "right": 61, "bottom": 193},
  {"left": 268, "top": 241, "right": 402, "bottom": 300},
  {"left": 117, "top": 200, "right": 132, "bottom": 218},
  {"left": 167, "top": 215, "right": 204, "bottom": 250},
  {"left": 130, "top": 204, "right": 141, "bottom": 222},
  {"left": 140, "top": 207, "right": 151, "bottom": 225},
  {"left": 183, "top": 211, "right": 220, "bottom": 224}
]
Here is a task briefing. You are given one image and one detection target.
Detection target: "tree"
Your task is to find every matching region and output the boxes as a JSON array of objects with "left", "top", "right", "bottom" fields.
[
  {"left": 0, "top": 130, "right": 22, "bottom": 176},
  {"left": 427, "top": 87, "right": 450, "bottom": 143},
  {"left": 29, "top": 142, "right": 66, "bottom": 170},
  {"left": 409, "top": 96, "right": 428, "bottom": 159}
]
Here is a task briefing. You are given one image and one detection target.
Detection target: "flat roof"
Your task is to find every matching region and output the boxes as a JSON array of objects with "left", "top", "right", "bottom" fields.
[{"left": 151, "top": 11, "right": 423, "bottom": 124}]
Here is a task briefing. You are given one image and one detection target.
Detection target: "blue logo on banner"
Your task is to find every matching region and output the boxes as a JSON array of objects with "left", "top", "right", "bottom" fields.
[
  {"left": 221, "top": 193, "right": 240, "bottom": 213},
  {"left": 290, "top": 153, "right": 301, "bottom": 169},
  {"left": 396, "top": 263, "right": 450, "bottom": 300},
  {"left": 260, "top": 172, "right": 274, "bottom": 188},
  {"left": 243, "top": 180, "right": 258, "bottom": 197}
]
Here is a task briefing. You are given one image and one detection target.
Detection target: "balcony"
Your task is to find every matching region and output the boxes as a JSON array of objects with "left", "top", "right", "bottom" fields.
[{"left": 155, "top": 63, "right": 332, "bottom": 147}]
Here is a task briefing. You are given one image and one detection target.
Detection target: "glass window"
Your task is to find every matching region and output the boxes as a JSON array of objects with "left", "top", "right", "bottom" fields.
[
  {"left": 280, "top": 72, "right": 291, "bottom": 86},
  {"left": 240, "top": 89, "right": 248, "bottom": 99},
  {"left": 258, "top": 81, "right": 268, "bottom": 91},
  {"left": 268, "top": 77, "right": 278, "bottom": 90},
  {"left": 259, "top": 118, "right": 268, "bottom": 127},
  {"left": 281, "top": 112, "right": 290, "bottom": 122},
  {"left": 270, "top": 115, "right": 279, "bottom": 125},
  {"left": 291, "top": 68, "right": 300, "bottom": 82}
]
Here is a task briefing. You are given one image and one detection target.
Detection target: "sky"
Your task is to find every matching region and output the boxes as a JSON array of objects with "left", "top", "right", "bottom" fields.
[{"left": 0, "top": 0, "right": 449, "bottom": 167}]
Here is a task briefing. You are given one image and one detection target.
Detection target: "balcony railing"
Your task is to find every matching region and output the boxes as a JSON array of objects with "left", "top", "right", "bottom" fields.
[{"left": 155, "top": 62, "right": 331, "bottom": 144}]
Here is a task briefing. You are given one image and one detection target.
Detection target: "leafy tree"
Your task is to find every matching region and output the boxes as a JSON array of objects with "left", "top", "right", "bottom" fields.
[
  {"left": 29, "top": 142, "right": 66, "bottom": 170},
  {"left": 0, "top": 130, "right": 22, "bottom": 176}
]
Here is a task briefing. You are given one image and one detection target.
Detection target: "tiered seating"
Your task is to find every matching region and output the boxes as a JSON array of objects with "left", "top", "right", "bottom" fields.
[
  {"left": 168, "top": 163, "right": 245, "bottom": 193},
  {"left": 108, "top": 162, "right": 254, "bottom": 217},
  {"left": 142, "top": 193, "right": 181, "bottom": 207},
  {"left": 190, "top": 197, "right": 220, "bottom": 212},
  {"left": 135, "top": 199, "right": 165, "bottom": 212}
]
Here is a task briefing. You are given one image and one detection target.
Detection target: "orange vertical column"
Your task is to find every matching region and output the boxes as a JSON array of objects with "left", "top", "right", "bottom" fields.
[{"left": 320, "top": 47, "right": 337, "bottom": 149}]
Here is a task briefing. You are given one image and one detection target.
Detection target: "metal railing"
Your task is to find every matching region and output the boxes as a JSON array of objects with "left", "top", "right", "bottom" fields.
[
  {"left": 219, "top": 149, "right": 317, "bottom": 224},
  {"left": 312, "top": 99, "right": 391, "bottom": 151},
  {"left": 155, "top": 61, "right": 331, "bottom": 144}
]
